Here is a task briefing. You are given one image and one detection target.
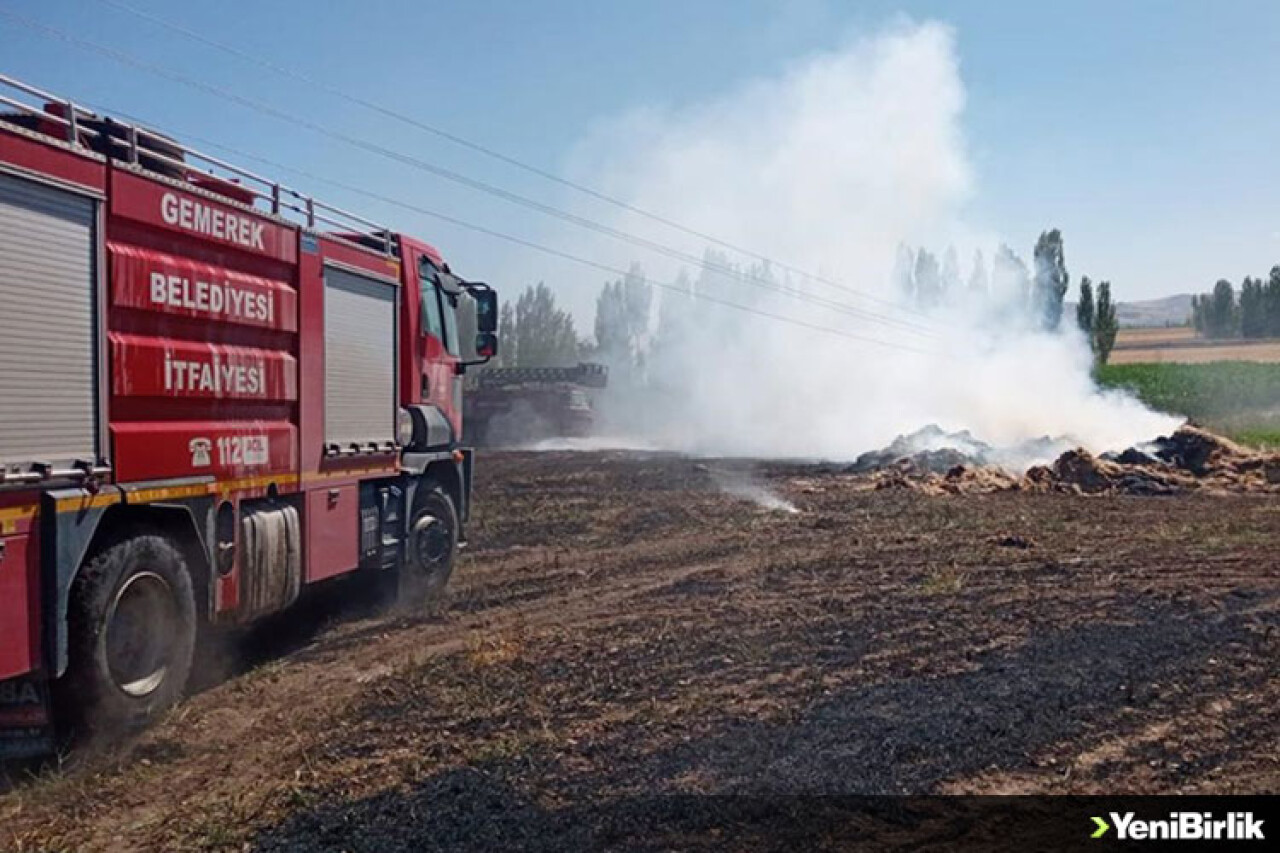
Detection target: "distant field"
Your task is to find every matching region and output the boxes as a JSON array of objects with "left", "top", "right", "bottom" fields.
[
  {"left": 1111, "top": 327, "right": 1280, "bottom": 364},
  {"left": 1114, "top": 326, "right": 1197, "bottom": 346},
  {"left": 1098, "top": 361, "right": 1280, "bottom": 447}
]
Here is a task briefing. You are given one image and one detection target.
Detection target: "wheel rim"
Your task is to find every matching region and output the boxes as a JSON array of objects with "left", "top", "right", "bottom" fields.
[
  {"left": 413, "top": 512, "right": 452, "bottom": 569},
  {"left": 105, "top": 571, "right": 178, "bottom": 698}
]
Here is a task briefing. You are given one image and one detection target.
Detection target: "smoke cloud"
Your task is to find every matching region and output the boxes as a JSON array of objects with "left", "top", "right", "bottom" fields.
[
  {"left": 550, "top": 20, "right": 1179, "bottom": 465},
  {"left": 710, "top": 468, "right": 800, "bottom": 514}
]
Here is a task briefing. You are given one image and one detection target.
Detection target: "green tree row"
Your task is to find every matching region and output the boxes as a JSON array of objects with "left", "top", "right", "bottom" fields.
[
  {"left": 493, "top": 229, "right": 1127, "bottom": 370},
  {"left": 492, "top": 265, "right": 653, "bottom": 374},
  {"left": 899, "top": 229, "right": 1121, "bottom": 363},
  {"left": 895, "top": 230, "right": 1071, "bottom": 330},
  {"left": 1075, "top": 277, "right": 1119, "bottom": 365},
  {"left": 1190, "top": 267, "right": 1280, "bottom": 339}
]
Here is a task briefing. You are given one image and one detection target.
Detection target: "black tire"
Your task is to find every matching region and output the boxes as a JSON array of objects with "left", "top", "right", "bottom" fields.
[
  {"left": 61, "top": 535, "right": 197, "bottom": 736},
  {"left": 399, "top": 486, "right": 460, "bottom": 608}
]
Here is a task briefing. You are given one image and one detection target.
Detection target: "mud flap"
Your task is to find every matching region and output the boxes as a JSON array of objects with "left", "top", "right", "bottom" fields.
[{"left": 0, "top": 675, "right": 53, "bottom": 760}]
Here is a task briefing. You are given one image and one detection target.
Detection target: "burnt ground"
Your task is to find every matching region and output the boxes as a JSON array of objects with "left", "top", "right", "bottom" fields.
[{"left": 2, "top": 450, "right": 1278, "bottom": 851}]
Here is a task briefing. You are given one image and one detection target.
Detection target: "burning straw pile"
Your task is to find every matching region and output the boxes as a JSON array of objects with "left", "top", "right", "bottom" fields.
[{"left": 852, "top": 425, "right": 1280, "bottom": 496}]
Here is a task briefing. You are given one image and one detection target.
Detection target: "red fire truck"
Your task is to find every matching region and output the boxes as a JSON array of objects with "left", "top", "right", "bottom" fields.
[{"left": 0, "top": 75, "right": 499, "bottom": 758}]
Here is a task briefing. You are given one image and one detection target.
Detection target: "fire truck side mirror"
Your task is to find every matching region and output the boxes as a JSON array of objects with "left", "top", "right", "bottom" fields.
[
  {"left": 475, "top": 332, "right": 498, "bottom": 360},
  {"left": 474, "top": 289, "right": 498, "bottom": 333}
]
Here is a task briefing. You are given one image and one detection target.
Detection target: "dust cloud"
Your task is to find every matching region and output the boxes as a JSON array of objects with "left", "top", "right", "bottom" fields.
[{"left": 551, "top": 20, "right": 1180, "bottom": 466}]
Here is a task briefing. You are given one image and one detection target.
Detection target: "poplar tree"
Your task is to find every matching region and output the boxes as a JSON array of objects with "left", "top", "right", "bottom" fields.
[
  {"left": 1093, "top": 281, "right": 1119, "bottom": 364},
  {"left": 1032, "top": 229, "right": 1069, "bottom": 330},
  {"left": 1076, "top": 276, "right": 1095, "bottom": 335}
]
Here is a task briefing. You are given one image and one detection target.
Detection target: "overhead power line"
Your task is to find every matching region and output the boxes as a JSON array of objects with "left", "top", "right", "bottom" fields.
[
  {"left": 6, "top": 8, "right": 934, "bottom": 338},
  {"left": 75, "top": 97, "right": 937, "bottom": 359},
  {"left": 0, "top": 9, "right": 938, "bottom": 349},
  {"left": 31, "top": 5, "right": 935, "bottom": 335},
  {"left": 90, "top": 0, "right": 934, "bottom": 322}
]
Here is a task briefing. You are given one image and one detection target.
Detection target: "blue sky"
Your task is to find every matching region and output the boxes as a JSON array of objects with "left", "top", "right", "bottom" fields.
[{"left": 3, "top": 0, "right": 1279, "bottom": 304}]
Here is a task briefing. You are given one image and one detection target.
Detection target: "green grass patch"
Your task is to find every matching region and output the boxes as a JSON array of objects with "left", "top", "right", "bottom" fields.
[
  {"left": 1227, "top": 426, "right": 1280, "bottom": 449},
  {"left": 1096, "top": 361, "right": 1280, "bottom": 447}
]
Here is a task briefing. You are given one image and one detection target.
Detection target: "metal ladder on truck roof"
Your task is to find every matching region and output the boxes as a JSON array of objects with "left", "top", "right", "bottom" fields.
[{"left": 0, "top": 72, "right": 398, "bottom": 257}]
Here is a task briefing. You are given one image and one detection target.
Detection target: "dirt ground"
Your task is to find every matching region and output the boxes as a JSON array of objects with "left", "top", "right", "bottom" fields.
[{"left": 2, "top": 450, "right": 1278, "bottom": 851}]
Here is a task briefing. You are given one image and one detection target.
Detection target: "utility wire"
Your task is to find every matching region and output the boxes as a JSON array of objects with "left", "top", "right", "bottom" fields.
[
  {"left": 75, "top": 97, "right": 937, "bottom": 358},
  {"left": 9, "top": 7, "right": 936, "bottom": 337},
  {"left": 91, "top": 0, "right": 934, "bottom": 321}
]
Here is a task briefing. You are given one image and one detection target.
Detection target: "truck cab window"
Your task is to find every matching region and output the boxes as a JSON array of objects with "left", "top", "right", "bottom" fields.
[
  {"left": 441, "top": 290, "right": 460, "bottom": 357},
  {"left": 419, "top": 256, "right": 446, "bottom": 342}
]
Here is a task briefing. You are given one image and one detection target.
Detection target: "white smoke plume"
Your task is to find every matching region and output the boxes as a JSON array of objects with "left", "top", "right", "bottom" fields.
[
  {"left": 710, "top": 468, "right": 800, "bottom": 514},
  {"left": 545, "top": 20, "right": 1179, "bottom": 464}
]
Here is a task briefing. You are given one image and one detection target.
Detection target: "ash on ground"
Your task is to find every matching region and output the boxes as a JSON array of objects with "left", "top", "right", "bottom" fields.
[{"left": 849, "top": 424, "right": 1280, "bottom": 496}]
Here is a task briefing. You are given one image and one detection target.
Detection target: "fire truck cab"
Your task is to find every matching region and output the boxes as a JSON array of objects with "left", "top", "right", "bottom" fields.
[{"left": 0, "top": 75, "right": 498, "bottom": 757}]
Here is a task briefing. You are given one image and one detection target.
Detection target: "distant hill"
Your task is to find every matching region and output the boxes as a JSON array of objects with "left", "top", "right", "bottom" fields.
[
  {"left": 1116, "top": 294, "right": 1193, "bottom": 328},
  {"left": 1066, "top": 293, "right": 1193, "bottom": 328}
]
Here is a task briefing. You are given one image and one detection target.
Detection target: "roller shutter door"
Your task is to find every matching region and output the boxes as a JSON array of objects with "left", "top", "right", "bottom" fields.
[
  {"left": 0, "top": 172, "right": 97, "bottom": 469},
  {"left": 323, "top": 265, "right": 397, "bottom": 447}
]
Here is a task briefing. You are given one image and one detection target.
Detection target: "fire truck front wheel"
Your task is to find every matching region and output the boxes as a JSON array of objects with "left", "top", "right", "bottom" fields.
[
  {"left": 400, "top": 486, "right": 459, "bottom": 607},
  {"left": 62, "top": 535, "right": 197, "bottom": 735}
]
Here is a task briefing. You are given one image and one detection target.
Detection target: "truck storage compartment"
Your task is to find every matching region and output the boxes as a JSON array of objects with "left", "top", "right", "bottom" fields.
[
  {"left": 305, "top": 484, "right": 358, "bottom": 582},
  {"left": 0, "top": 172, "right": 97, "bottom": 473},
  {"left": 0, "top": 534, "right": 37, "bottom": 680},
  {"left": 322, "top": 265, "right": 397, "bottom": 451}
]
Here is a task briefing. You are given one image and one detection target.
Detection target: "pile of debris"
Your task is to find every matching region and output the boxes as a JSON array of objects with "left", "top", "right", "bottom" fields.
[
  {"left": 852, "top": 424, "right": 1280, "bottom": 496},
  {"left": 860, "top": 458, "right": 1022, "bottom": 496},
  {"left": 848, "top": 425, "right": 993, "bottom": 474},
  {"left": 847, "top": 425, "right": 1075, "bottom": 475}
]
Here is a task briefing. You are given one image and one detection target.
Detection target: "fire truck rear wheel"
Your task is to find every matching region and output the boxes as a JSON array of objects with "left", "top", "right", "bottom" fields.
[
  {"left": 62, "top": 535, "right": 197, "bottom": 735},
  {"left": 401, "top": 486, "right": 459, "bottom": 606}
]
